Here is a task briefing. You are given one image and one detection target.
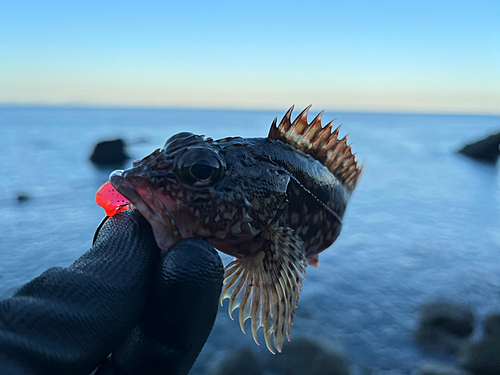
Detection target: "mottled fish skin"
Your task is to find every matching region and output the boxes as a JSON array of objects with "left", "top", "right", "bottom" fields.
[
  {"left": 210, "top": 137, "right": 349, "bottom": 258},
  {"left": 109, "top": 107, "right": 362, "bottom": 353},
  {"left": 111, "top": 135, "right": 347, "bottom": 258}
]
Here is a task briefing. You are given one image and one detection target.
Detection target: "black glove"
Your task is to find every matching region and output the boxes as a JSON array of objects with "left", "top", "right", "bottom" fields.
[{"left": 0, "top": 209, "right": 224, "bottom": 375}]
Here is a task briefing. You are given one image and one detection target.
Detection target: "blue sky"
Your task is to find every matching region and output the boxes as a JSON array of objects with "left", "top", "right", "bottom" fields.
[{"left": 1, "top": 0, "right": 499, "bottom": 113}]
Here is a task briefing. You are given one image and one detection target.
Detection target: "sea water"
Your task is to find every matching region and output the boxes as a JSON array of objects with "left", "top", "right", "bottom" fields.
[{"left": 1, "top": 107, "right": 499, "bottom": 373}]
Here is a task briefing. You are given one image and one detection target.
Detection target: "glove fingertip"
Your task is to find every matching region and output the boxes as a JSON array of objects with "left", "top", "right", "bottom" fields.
[{"left": 110, "top": 239, "right": 223, "bottom": 375}]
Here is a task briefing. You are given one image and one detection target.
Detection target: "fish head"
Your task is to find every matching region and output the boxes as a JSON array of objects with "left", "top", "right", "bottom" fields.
[{"left": 110, "top": 132, "right": 290, "bottom": 252}]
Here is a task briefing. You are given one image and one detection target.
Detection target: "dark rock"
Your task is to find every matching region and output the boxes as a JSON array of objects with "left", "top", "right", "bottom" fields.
[
  {"left": 212, "top": 347, "right": 262, "bottom": 375},
  {"left": 414, "top": 302, "right": 474, "bottom": 354},
  {"left": 483, "top": 313, "right": 500, "bottom": 339},
  {"left": 414, "top": 361, "right": 473, "bottom": 375},
  {"left": 457, "top": 132, "right": 500, "bottom": 163},
  {"left": 16, "top": 194, "right": 30, "bottom": 202},
  {"left": 90, "top": 139, "right": 129, "bottom": 167},
  {"left": 458, "top": 337, "right": 500, "bottom": 374},
  {"left": 266, "top": 338, "right": 350, "bottom": 375}
]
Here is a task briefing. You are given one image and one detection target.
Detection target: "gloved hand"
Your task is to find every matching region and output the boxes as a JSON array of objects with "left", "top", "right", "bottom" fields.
[{"left": 0, "top": 209, "right": 224, "bottom": 375}]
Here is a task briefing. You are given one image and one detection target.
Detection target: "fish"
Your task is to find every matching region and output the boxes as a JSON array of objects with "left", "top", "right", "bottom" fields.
[{"left": 99, "top": 106, "right": 363, "bottom": 353}]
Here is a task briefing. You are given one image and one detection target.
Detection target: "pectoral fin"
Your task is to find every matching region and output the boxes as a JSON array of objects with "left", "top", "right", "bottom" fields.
[{"left": 220, "top": 226, "right": 306, "bottom": 353}]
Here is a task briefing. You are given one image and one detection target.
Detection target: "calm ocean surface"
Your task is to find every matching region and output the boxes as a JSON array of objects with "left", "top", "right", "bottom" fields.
[{"left": 1, "top": 107, "right": 499, "bottom": 373}]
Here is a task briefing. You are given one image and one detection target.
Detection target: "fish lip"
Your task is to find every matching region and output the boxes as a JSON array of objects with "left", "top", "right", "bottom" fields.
[
  {"left": 109, "top": 169, "right": 179, "bottom": 250},
  {"left": 109, "top": 169, "right": 157, "bottom": 221}
]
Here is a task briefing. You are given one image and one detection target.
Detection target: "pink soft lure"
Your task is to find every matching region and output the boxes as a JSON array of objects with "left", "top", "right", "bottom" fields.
[{"left": 96, "top": 181, "right": 131, "bottom": 217}]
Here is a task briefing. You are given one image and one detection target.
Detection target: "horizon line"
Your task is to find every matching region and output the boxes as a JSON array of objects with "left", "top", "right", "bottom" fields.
[{"left": 1, "top": 102, "right": 499, "bottom": 118}]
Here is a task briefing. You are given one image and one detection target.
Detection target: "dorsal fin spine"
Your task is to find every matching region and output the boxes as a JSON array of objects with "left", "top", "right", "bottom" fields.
[{"left": 268, "top": 106, "right": 363, "bottom": 191}]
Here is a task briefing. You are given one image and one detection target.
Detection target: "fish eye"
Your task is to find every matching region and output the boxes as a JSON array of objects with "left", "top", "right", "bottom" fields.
[
  {"left": 189, "top": 159, "right": 215, "bottom": 180},
  {"left": 176, "top": 148, "right": 225, "bottom": 189}
]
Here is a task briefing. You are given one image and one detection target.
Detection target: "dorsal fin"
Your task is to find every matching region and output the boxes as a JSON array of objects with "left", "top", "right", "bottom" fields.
[{"left": 268, "top": 106, "right": 363, "bottom": 191}]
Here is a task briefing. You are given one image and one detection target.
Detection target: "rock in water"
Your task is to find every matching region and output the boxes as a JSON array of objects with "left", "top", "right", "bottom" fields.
[
  {"left": 458, "top": 338, "right": 500, "bottom": 374},
  {"left": 266, "top": 338, "right": 350, "bottom": 375},
  {"left": 16, "top": 194, "right": 30, "bottom": 202},
  {"left": 457, "top": 132, "right": 500, "bottom": 163},
  {"left": 90, "top": 139, "right": 129, "bottom": 167},
  {"left": 414, "top": 302, "right": 474, "bottom": 354},
  {"left": 458, "top": 311, "right": 500, "bottom": 374},
  {"left": 212, "top": 348, "right": 262, "bottom": 375},
  {"left": 484, "top": 312, "right": 500, "bottom": 339}
]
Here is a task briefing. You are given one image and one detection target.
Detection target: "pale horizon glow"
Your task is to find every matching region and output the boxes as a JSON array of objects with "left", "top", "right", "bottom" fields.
[{"left": 1, "top": 0, "right": 499, "bottom": 115}]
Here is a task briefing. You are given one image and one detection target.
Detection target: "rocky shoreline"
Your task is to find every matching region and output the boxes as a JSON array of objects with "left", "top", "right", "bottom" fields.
[{"left": 207, "top": 303, "right": 500, "bottom": 375}]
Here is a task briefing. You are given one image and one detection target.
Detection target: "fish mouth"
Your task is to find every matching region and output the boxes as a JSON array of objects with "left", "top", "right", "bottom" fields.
[{"left": 110, "top": 169, "right": 181, "bottom": 251}]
